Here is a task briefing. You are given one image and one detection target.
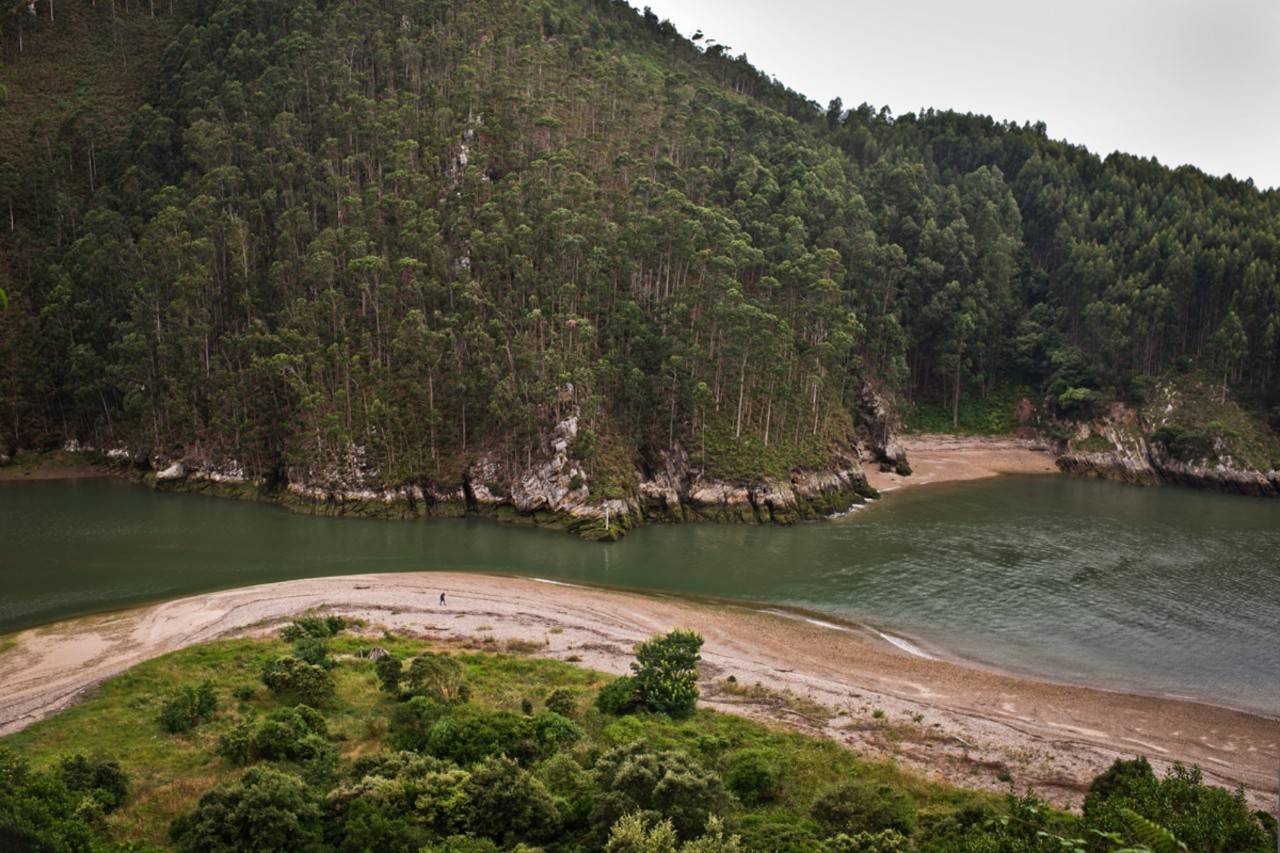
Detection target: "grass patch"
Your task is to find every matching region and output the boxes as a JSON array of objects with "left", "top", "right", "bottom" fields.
[{"left": 3, "top": 634, "right": 999, "bottom": 848}]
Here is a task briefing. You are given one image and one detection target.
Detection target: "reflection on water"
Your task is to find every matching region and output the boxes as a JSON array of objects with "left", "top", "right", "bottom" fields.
[{"left": 1, "top": 475, "right": 1278, "bottom": 714}]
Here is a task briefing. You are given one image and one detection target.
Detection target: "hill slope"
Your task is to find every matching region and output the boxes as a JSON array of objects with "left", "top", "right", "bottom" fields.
[{"left": 1, "top": 0, "right": 1278, "bottom": 529}]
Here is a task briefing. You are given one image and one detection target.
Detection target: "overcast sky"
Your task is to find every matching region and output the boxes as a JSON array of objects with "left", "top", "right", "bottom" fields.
[{"left": 637, "top": 0, "right": 1280, "bottom": 189}]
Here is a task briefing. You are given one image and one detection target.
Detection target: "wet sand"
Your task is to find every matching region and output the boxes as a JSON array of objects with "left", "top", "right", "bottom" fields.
[
  {"left": 0, "top": 572, "right": 1274, "bottom": 811},
  {"left": 865, "top": 435, "right": 1060, "bottom": 493}
]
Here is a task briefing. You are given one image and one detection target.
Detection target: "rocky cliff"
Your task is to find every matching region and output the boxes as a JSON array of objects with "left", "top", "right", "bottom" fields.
[
  {"left": 1055, "top": 383, "right": 1280, "bottom": 497},
  {"left": 83, "top": 406, "right": 881, "bottom": 541}
]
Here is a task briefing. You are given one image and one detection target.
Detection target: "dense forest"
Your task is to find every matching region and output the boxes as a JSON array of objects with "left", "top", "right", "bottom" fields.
[{"left": 1, "top": 0, "right": 1278, "bottom": 494}]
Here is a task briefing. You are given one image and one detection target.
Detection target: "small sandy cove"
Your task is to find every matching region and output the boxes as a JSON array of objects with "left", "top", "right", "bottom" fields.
[
  {"left": 1, "top": 573, "right": 1274, "bottom": 811},
  {"left": 865, "top": 435, "right": 1060, "bottom": 493}
]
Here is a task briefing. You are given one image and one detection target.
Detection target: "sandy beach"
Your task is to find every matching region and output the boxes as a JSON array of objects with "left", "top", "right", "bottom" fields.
[
  {"left": 1, "top": 572, "right": 1274, "bottom": 811},
  {"left": 865, "top": 435, "right": 1060, "bottom": 493}
]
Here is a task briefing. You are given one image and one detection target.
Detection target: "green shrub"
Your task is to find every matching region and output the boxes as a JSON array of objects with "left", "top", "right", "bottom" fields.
[
  {"left": 421, "top": 706, "right": 582, "bottom": 767},
  {"left": 292, "top": 636, "right": 334, "bottom": 668},
  {"left": 596, "top": 676, "right": 640, "bottom": 715},
  {"left": 170, "top": 766, "right": 322, "bottom": 851},
  {"left": 386, "top": 696, "right": 452, "bottom": 752},
  {"left": 545, "top": 687, "right": 577, "bottom": 718},
  {"left": 57, "top": 754, "right": 130, "bottom": 813},
  {"left": 158, "top": 681, "right": 218, "bottom": 733},
  {"left": 1082, "top": 758, "right": 1270, "bottom": 852},
  {"left": 591, "top": 740, "right": 730, "bottom": 840},
  {"left": 811, "top": 781, "right": 916, "bottom": 837},
  {"left": 464, "top": 756, "right": 561, "bottom": 844},
  {"left": 631, "top": 629, "right": 704, "bottom": 718},
  {"left": 260, "top": 655, "right": 336, "bottom": 705},
  {"left": 0, "top": 747, "right": 102, "bottom": 851},
  {"left": 215, "top": 705, "right": 334, "bottom": 780},
  {"left": 232, "top": 684, "right": 256, "bottom": 701},
  {"left": 279, "top": 615, "right": 346, "bottom": 642},
  {"left": 734, "top": 812, "right": 825, "bottom": 852},
  {"left": 406, "top": 653, "right": 470, "bottom": 702},
  {"left": 375, "top": 655, "right": 404, "bottom": 695},
  {"left": 726, "top": 749, "right": 781, "bottom": 805},
  {"left": 822, "top": 829, "right": 909, "bottom": 852}
]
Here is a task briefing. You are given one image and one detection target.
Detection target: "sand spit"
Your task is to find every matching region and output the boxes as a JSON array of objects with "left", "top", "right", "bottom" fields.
[{"left": 0, "top": 572, "right": 1273, "bottom": 811}]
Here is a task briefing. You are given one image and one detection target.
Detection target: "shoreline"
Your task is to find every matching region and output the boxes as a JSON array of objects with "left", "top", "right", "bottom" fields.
[
  {"left": 1, "top": 573, "right": 1275, "bottom": 812},
  {"left": 865, "top": 434, "right": 1060, "bottom": 493}
]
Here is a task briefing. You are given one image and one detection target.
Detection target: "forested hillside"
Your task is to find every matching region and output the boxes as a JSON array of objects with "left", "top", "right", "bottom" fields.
[{"left": 2, "top": 0, "right": 1278, "bottom": 518}]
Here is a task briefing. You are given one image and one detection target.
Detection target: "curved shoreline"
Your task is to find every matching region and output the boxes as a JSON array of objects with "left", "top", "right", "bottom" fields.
[{"left": 0, "top": 572, "right": 1274, "bottom": 812}]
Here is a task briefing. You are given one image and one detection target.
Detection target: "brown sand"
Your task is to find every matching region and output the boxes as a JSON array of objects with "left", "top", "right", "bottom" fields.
[
  {"left": 0, "top": 573, "right": 1274, "bottom": 811},
  {"left": 865, "top": 435, "right": 1059, "bottom": 493}
]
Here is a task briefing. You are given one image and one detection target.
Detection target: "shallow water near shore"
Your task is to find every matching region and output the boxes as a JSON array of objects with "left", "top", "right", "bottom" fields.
[{"left": 1, "top": 475, "right": 1277, "bottom": 715}]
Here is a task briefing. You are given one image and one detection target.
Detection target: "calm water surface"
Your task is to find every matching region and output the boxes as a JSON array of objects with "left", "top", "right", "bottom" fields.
[{"left": 1, "top": 476, "right": 1277, "bottom": 714}]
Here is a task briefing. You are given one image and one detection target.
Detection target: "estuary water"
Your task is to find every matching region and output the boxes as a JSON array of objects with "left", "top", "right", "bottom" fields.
[{"left": 1, "top": 475, "right": 1277, "bottom": 715}]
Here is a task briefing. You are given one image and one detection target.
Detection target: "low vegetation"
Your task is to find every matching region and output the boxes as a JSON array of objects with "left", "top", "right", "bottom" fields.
[{"left": 0, "top": 624, "right": 1273, "bottom": 851}]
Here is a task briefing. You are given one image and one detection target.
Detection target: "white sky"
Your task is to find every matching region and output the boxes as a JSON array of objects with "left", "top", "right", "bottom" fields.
[{"left": 637, "top": 0, "right": 1280, "bottom": 189}]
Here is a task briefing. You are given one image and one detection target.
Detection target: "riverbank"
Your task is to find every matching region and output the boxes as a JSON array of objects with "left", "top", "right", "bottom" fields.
[
  {"left": 865, "top": 435, "right": 1060, "bottom": 493},
  {"left": 1, "top": 572, "right": 1273, "bottom": 811}
]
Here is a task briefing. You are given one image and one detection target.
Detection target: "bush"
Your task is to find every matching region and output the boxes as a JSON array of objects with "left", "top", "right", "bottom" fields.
[
  {"left": 591, "top": 740, "right": 730, "bottom": 840},
  {"left": 0, "top": 747, "right": 101, "bottom": 851},
  {"left": 464, "top": 756, "right": 561, "bottom": 844},
  {"left": 822, "top": 830, "right": 909, "bottom": 852},
  {"left": 261, "top": 655, "right": 336, "bottom": 705},
  {"left": 811, "top": 782, "right": 916, "bottom": 837},
  {"left": 375, "top": 656, "right": 404, "bottom": 695},
  {"left": 57, "top": 754, "right": 130, "bottom": 813},
  {"left": 420, "top": 706, "right": 582, "bottom": 767},
  {"left": 406, "top": 653, "right": 470, "bottom": 702},
  {"left": 279, "top": 615, "right": 346, "bottom": 642},
  {"left": 596, "top": 676, "right": 640, "bottom": 716},
  {"left": 545, "top": 687, "right": 578, "bottom": 718},
  {"left": 386, "top": 696, "right": 452, "bottom": 752},
  {"left": 630, "top": 629, "right": 704, "bottom": 718},
  {"left": 725, "top": 749, "right": 781, "bottom": 805},
  {"left": 215, "top": 705, "right": 335, "bottom": 783},
  {"left": 734, "top": 812, "right": 825, "bottom": 852},
  {"left": 232, "top": 685, "right": 256, "bottom": 701},
  {"left": 170, "top": 766, "right": 322, "bottom": 852},
  {"left": 292, "top": 636, "right": 334, "bottom": 668},
  {"left": 158, "top": 681, "right": 218, "bottom": 733},
  {"left": 1082, "top": 758, "right": 1271, "bottom": 852}
]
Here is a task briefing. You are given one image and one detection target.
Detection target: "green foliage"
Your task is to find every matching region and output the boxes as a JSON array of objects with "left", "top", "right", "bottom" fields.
[
  {"left": 57, "top": 753, "right": 130, "bottom": 813},
  {"left": 630, "top": 629, "right": 704, "bottom": 718},
  {"left": 726, "top": 748, "right": 782, "bottom": 805},
  {"left": 407, "top": 653, "right": 471, "bottom": 703},
  {"left": 169, "top": 766, "right": 322, "bottom": 852},
  {"left": 375, "top": 655, "right": 404, "bottom": 695},
  {"left": 260, "top": 655, "right": 336, "bottom": 706},
  {"left": 291, "top": 636, "right": 333, "bottom": 669},
  {"left": 216, "top": 704, "right": 334, "bottom": 784},
  {"left": 544, "top": 687, "right": 578, "bottom": 718},
  {"left": 4, "top": 635, "right": 1273, "bottom": 853},
  {"left": 591, "top": 740, "right": 730, "bottom": 840},
  {"left": 158, "top": 680, "right": 218, "bottom": 733},
  {"left": 279, "top": 616, "right": 346, "bottom": 642},
  {"left": 0, "top": 746, "right": 105, "bottom": 851},
  {"left": 597, "top": 675, "right": 641, "bottom": 716},
  {"left": 1082, "top": 758, "right": 1270, "bottom": 853},
  {"left": 464, "top": 755, "right": 562, "bottom": 844},
  {"left": 811, "top": 781, "right": 916, "bottom": 837},
  {"left": 823, "top": 829, "right": 909, "bottom": 852}
]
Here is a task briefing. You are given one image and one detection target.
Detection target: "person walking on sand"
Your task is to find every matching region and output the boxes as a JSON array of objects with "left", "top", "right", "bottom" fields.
[{"left": 439, "top": 592, "right": 446, "bottom": 606}]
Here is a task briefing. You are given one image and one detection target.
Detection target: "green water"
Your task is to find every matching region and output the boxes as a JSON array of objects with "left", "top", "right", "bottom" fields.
[{"left": 1, "top": 476, "right": 1277, "bottom": 715}]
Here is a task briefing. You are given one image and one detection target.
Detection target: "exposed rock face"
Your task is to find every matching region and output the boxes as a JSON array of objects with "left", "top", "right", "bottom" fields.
[
  {"left": 110, "top": 405, "right": 879, "bottom": 540},
  {"left": 1055, "top": 401, "right": 1279, "bottom": 496}
]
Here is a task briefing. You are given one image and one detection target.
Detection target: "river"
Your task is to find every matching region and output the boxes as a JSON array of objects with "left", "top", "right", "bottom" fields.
[{"left": 1, "top": 475, "right": 1277, "bottom": 715}]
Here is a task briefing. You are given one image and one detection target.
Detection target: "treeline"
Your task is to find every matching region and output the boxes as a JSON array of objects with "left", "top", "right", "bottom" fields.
[{"left": 0, "top": 0, "right": 1277, "bottom": 488}]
